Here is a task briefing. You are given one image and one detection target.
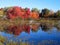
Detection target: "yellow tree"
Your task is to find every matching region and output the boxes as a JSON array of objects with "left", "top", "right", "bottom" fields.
[{"left": 0, "top": 8, "right": 4, "bottom": 17}]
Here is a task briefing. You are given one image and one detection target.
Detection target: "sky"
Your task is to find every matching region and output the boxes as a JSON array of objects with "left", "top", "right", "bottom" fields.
[{"left": 0, "top": 0, "right": 60, "bottom": 11}]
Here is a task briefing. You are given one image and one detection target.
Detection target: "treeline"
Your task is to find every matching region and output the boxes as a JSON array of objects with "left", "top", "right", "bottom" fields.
[{"left": 0, "top": 6, "right": 60, "bottom": 19}]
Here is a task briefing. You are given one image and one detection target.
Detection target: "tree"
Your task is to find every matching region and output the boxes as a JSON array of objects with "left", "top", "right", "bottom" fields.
[
  {"left": 0, "top": 8, "right": 4, "bottom": 17},
  {"left": 41, "top": 8, "right": 50, "bottom": 18},
  {"left": 48, "top": 10, "right": 54, "bottom": 18},
  {"left": 31, "top": 8, "right": 40, "bottom": 13},
  {"left": 30, "top": 8, "right": 39, "bottom": 19},
  {"left": 30, "top": 11, "right": 39, "bottom": 19},
  {"left": 6, "top": 6, "right": 31, "bottom": 19},
  {"left": 24, "top": 8, "right": 30, "bottom": 19},
  {"left": 56, "top": 10, "right": 60, "bottom": 18},
  {"left": 6, "top": 6, "right": 21, "bottom": 19},
  {"left": 54, "top": 13, "right": 58, "bottom": 18}
]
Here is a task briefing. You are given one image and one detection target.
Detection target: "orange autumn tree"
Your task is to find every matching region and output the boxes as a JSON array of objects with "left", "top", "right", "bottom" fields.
[
  {"left": 30, "top": 8, "right": 39, "bottom": 19},
  {"left": 30, "top": 11, "right": 39, "bottom": 19}
]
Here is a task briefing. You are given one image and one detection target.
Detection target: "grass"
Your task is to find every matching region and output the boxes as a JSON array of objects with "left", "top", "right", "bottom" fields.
[{"left": 0, "top": 35, "right": 30, "bottom": 45}]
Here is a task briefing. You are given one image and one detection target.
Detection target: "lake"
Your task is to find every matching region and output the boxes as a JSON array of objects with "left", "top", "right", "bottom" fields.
[{"left": 0, "top": 20, "right": 60, "bottom": 45}]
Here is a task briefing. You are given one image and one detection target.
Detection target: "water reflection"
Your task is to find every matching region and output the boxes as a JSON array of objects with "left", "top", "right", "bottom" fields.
[
  {"left": 3, "top": 22, "right": 60, "bottom": 35},
  {"left": 4, "top": 24, "right": 40, "bottom": 35},
  {"left": 54, "top": 21, "right": 60, "bottom": 31},
  {"left": 0, "top": 22, "right": 60, "bottom": 45},
  {"left": 30, "top": 23, "right": 40, "bottom": 32}
]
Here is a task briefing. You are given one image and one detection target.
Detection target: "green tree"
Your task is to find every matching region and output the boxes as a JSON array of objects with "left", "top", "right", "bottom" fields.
[
  {"left": 41, "top": 8, "right": 50, "bottom": 18},
  {"left": 56, "top": 10, "right": 60, "bottom": 18},
  {"left": 31, "top": 8, "right": 40, "bottom": 13}
]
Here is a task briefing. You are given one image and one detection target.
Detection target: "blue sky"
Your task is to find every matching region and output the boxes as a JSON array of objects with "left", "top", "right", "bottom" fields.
[{"left": 0, "top": 0, "right": 60, "bottom": 11}]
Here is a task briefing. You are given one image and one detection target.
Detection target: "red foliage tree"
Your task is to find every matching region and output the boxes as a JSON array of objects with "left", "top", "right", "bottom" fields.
[
  {"left": 25, "top": 8, "right": 30, "bottom": 19},
  {"left": 6, "top": 6, "right": 31, "bottom": 19},
  {"left": 6, "top": 6, "right": 21, "bottom": 19}
]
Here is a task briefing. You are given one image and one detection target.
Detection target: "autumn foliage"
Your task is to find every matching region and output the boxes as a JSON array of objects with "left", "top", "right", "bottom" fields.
[
  {"left": 0, "top": 6, "right": 60, "bottom": 19},
  {"left": 7, "top": 6, "right": 30, "bottom": 19},
  {"left": 6, "top": 6, "right": 39, "bottom": 19},
  {"left": 30, "top": 12, "right": 39, "bottom": 19}
]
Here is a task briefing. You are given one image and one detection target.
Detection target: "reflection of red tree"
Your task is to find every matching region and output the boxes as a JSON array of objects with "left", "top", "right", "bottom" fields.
[
  {"left": 6, "top": 24, "right": 30, "bottom": 35},
  {"left": 6, "top": 25, "right": 15, "bottom": 32},
  {"left": 13, "top": 26, "right": 23, "bottom": 35},
  {"left": 22, "top": 24, "right": 30, "bottom": 33},
  {"left": 6, "top": 25, "right": 23, "bottom": 35}
]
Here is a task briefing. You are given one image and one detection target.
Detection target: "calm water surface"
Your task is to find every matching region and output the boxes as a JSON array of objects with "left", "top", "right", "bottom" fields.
[{"left": 0, "top": 22, "right": 60, "bottom": 45}]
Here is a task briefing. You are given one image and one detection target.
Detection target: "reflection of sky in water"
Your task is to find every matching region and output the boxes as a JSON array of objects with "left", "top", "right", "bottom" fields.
[{"left": 0, "top": 27, "right": 60, "bottom": 45}]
